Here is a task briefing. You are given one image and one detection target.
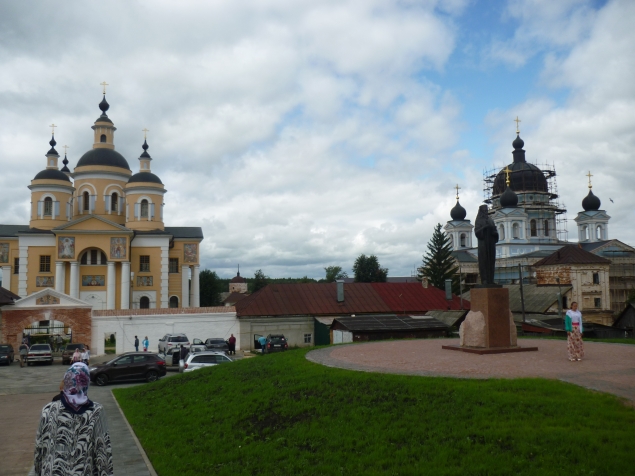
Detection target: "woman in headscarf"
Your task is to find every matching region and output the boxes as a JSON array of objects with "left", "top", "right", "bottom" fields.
[
  {"left": 565, "top": 302, "right": 584, "bottom": 361},
  {"left": 72, "top": 347, "right": 81, "bottom": 363},
  {"left": 34, "top": 363, "right": 113, "bottom": 475}
]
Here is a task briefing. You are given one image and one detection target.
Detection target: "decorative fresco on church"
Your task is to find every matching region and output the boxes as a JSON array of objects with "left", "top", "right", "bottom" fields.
[
  {"left": 110, "top": 237, "right": 127, "bottom": 259},
  {"left": 0, "top": 243, "right": 8, "bottom": 263},
  {"left": 37, "top": 295, "right": 60, "bottom": 305},
  {"left": 82, "top": 275, "right": 105, "bottom": 286},
  {"left": 184, "top": 243, "right": 198, "bottom": 263},
  {"left": 58, "top": 236, "right": 75, "bottom": 259},
  {"left": 137, "top": 276, "right": 153, "bottom": 287},
  {"left": 36, "top": 276, "right": 54, "bottom": 287}
]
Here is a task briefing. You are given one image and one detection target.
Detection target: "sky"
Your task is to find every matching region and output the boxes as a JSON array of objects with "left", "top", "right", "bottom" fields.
[{"left": 0, "top": 0, "right": 633, "bottom": 280}]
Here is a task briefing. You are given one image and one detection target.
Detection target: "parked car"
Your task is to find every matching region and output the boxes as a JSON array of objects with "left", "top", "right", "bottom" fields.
[
  {"left": 263, "top": 334, "right": 288, "bottom": 354},
  {"left": 183, "top": 351, "right": 232, "bottom": 372},
  {"left": 0, "top": 344, "right": 15, "bottom": 365},
  {"left": 160, "top": 346, "right": 187, "bottom": 368},
  {"left": 89, "top": 352, "right": 166, "bottom": 386},
  {"left": 204, "top": 338, "right": 229, "bottom": 352},
  {"left": 27, "top": 344, "right": 54, "bottom": 365},
  {"left": 61, "top": 343, "right": 86, "bottom": 365},
  {"left": 158, "top": 334, "right": 190, "bottom": 353}
]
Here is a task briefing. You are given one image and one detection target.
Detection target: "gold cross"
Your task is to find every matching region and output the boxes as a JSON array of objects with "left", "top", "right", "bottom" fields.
[
  {"left": 100, "top": 81, "right": 109, "bottom": 94},
  {"left": 514, "top": 116, "right": 521, "bottom": 134},
  {"left": 587, "top": 170, "right": 593, "bottom": 189},
  {"left": 504, "top": 165, "right": 512, "bottom": 186},
  {"left": 142, "top": 128, "right": 149, "bottom": 139},
  {"left": 454, "top": 184, "right": 461, "bottom": 200},
  {"left": 63, "top": 145, "right": 69, "bottom": 155},
  {"left": 49, "top": 123, "right": 57, "bottom": 135}
]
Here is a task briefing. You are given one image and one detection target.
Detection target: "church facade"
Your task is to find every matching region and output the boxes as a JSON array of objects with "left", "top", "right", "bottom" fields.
[{"left": 0, "top": 93, "right": 202, "bottom": 310}]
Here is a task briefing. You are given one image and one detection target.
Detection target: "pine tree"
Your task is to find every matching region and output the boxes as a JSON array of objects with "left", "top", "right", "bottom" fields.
[{"left": 418, "top": 223, "right": 459, "bottom": 292}]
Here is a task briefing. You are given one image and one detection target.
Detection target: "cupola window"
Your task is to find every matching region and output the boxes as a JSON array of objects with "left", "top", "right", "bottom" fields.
[
  {"left": 530, "top": 219, "right": 537, "bottom": 237},
  {"left": 512, "top": 223, "right": 519, "bottom": 239},
  {"left": 140, "top": 199, "right": 149, "bottom": 218},
  {"left": 83, "top": 191, "right": 90, "bottom": 212},
  {"left": 460, "top": 233, "right": 466, "bottom": 248},
  {"left": 544, "top": 220, "right": 549, "bottom": 237},
  {"left": 111, "top": 192, "right": 118, "bottom": 212},
  {"left": 100, "top": 134, "right": 107, "bottom": 143},
  {"left": 596, "top": 225, "right": 603, "bottom": 240},
  {"left": 43, "top": 197, "right": 53, "bottom": 216},
  {"left": 498, "top": 224, "right": 505, "bottom": 240}
]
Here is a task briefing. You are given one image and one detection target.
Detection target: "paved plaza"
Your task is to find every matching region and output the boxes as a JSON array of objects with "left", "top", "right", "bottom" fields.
[{"left": 307, "top": 338, "right": 635, "bottom": 403}]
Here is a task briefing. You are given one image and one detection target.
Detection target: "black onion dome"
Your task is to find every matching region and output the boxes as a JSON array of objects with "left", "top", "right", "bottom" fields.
[
  {"left": 128, "top": 171, "right": 162, "bottom": 184},
  {"left": 61, "top": 154, "right": 70, "bottom": 173},
  {"left": 76, "top": 148, "right": 130, "bottom": 170},
  {"left": 99, "top": 95, "right": 110, "bottom": 113},
  {"left": 500, "top": 185, "right": 518, "bottom": 208},
  {"left": 47, "top": 135, "right": 58, "bottom": 155},
  {"left": 512, "top": 134, "right": 524, "bottom": 149},
  {"left": 582, "top": 189, "right": 601, "bottom": 211},
  {"left": 492, "top": 133, "right": 547, "bottom": 195},
  {"left": 140, "top": 139, "right": 151, "bottom": 159},
  {"left": 450, "top": 200, "right": 467, "bottom": 220},
  {"left": 33, "top": 168, "right": 71, "bottom": 182}
]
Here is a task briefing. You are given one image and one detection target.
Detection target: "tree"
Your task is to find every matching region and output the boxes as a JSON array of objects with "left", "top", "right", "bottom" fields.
[
  {"left": 251, "top": 269, "right": 269, "bottom": 293},
  {"left": 353, "top": 254, "right": 388, "bottom": 283},
  {"left": 324, "top": 266, "right": 348, "bottom": 282},
  {"left": 199, "top": 269, "right": 224, "bottom": 307},
  {"left": 418, "top": 223, "right": 459, "bottom": 292}
]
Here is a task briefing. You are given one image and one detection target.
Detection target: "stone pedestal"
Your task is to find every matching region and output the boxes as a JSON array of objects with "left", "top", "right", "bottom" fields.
[{"left": 443, "top": 287, "right": 537, "bottom": 355}]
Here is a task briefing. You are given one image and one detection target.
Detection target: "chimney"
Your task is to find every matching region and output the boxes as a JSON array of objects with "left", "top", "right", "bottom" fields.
[
  {"left": 336, "top": 280, "right": 344, "bottom": 302},
  {"left": 421, "top": 277, "right": 429, "bottom": 289}
]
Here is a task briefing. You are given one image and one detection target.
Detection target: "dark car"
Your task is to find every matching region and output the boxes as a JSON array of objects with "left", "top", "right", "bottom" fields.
[
  {"left": 204, "top": 338, "right": 229, "bottom": 352},
  {"left": 0, "top": 344, "right": 15, "bottom": 365},
  {"left": 62, "top": 343, "right": 86, "bottom": 365},
  {"left": 263, "top": 334, "right": 288, "bottom": 354},
  {"left": 89, "top": 352, "right": 166, "bottom": 386}
]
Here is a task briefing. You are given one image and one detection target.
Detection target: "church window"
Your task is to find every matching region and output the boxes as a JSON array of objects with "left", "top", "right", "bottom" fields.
[
  {"left": 91, "top": 249, "right": 98, "bottom": 264},
  {"left": 583, "top": 226, "right": 589, "bottom": 241},
  {"left": 169, "top": 296, "right": 179, "bottom": 308},
  {"left": 512, "top": 223, "right": 519, "bottom": 239},
  {"left": 140, "top": 255, "right": 150, "bottom": 272},
  {"left": 81, "top": 250, "right": 107, "bottom": 265},
  {"left": 100, "top": 134, "right": 107, "bottom": 143},
  {"left": 498, "top": 224, "right": 505, "bottom": 240},
  {"left": 83, "top": 191, "right": 90, "bottom": 212},
  {"left": 140, "top": 200, "right": 149, "bottom": 218},
  {"left": 593, "top": 272, "right": 600, "bottom": 284},
  {"left": 594, "top": 298, "right": 601, "bottom": 308},
  {"left": 530, "top": 220, "right": 537, "bottom": 237},
  {"left": 40, "top": 255, "right": 51, "bottom": 273},
  {"left": 111, "top": 193, "right": 118, "bottom": 212},
  {"left": 140, "top": 296, "right": 150, "bottom": 309},
  {"left": 460, "top": 233, "right": 466, "bottom": 248},
  {"left": 544, "top": 220, "right": 549, "bottom": 237},
  {"left": 14, "top": 258, "right": 19, "bottom": 275},
  {"left": 596, "top": 225, "right": 602, "bottom": 240},
  {"left": 169, "top": 258, "right": 179, "bottom": 273},
  {"left": 43, "top": 197, "right": 53, "bottom": 216}
]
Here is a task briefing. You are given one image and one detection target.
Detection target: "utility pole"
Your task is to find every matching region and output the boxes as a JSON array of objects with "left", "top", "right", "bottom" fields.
[
  {"left": 518, "top": 263, "right": 526, "bottom": 323},
  {"left": 458, "top": 264, "right": 464, "bottom": 310}
]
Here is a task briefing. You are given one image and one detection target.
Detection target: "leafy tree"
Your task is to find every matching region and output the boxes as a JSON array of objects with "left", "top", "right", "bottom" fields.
[
  {"left": 418, "top": 223, "right": 459, "bottom": 293},
  {"left": 199, "top": 269, "right": 224, "bottom": 307},
  {"left": 353, "top": 254, "right": 388, "bottom": 283},
  {"left": 324, "top": 266, "right": 348, "bottom": 282},
  {"left": 251, "top": 269, "right": 269, "bottom": 293}
]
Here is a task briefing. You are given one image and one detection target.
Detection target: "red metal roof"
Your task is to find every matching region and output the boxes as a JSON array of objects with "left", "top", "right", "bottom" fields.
[{"left": 236, "top": 282, "right": 468, "bottom": 317}]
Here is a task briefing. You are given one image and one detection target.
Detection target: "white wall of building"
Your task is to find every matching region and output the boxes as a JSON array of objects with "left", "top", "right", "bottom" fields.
[{"left": 239, "top": 316, "right": 314, "bottom": 351}]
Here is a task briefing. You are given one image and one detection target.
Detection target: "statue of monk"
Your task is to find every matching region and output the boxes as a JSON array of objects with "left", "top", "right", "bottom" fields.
[{"left": 474, "top": 205, "right": 499, "bottom": 286}]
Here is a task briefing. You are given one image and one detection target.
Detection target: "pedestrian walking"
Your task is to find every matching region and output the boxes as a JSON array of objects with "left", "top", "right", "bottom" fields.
[
  {"left": 258, "top": 335, "right": 267, "bottom": 354},
  {"left": 19, "top": 342, "right": 29, "bottom": 368},
  {"left": 72, "top": 348, "right": 82, "bottom": 364},
  {"left": 82, "top": 345, "right": 90, "bottom": 365},
  {"left": 56, "top": 334, "right": 63, "bottom": 353},
  {"left": 34, "top": 362, "right": 113, "bottom": 475},
  {"left": 134, "top": 335, "right": 139, "bottom": 352},
  {"left": 565, "top": 302, "right": 584, "bottom": 362},
  {"left": 143, "top": 336, "right": 149, "bottom": 352},
  {"left": 228, "top": 334, "right": 237, "bottom": 355}
]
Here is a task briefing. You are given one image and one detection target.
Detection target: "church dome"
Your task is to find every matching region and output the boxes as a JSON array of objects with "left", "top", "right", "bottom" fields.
[
  {"left": 450, "top": 200, "right": 467, "bottom": 220},
  {"left": 128, "top": 171, "right": 163, "bottom": 184},
  {"left": 76, "top": 148, "right": 130, "bottom": 170},
  {"left": 33, "top": 168, "right": 71, "bottom": 182},
  {"left": 499, "top": 185, "right": 518, "bottom": 208},
  {"left": 492, "top": 134, "right": 548, "bottom": 195},
  {"left": 582, "top": 189, "right": 601, "bottom": 211},
  {"left": 231, "top": 273, "right": 247, "bottom": 283}
]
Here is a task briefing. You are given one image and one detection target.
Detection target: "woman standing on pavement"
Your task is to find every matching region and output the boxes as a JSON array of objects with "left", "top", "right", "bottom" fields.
[
  {"left": 34, "top": 362, "right": 113, "bottom": 475},
  {"left": 19, "top": 342, "right": 29, "bottom": 368},
  {"left": 143, "top": 336, "right": 149, "bottom": 352},
  {"left": 565, "top": 302, "right": 584, "bottom": 361}
]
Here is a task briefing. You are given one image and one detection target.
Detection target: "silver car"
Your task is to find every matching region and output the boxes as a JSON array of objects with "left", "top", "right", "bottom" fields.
[
  {"left": 158, "top": 334, "right": 190, "bottom": 353},
  {"left": 183, "top": 351, "right": 232, "bottom": 373},
  {"left": 27, "top": 344, "right": 54, "bottom": 365}
]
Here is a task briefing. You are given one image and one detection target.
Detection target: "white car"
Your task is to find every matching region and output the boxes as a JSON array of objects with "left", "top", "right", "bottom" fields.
[{"left": 183, "top": 351, "right": 232, "bottom": 372}]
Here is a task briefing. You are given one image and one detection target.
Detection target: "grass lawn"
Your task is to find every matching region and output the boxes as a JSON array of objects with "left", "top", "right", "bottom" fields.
[{"left": 114, "top": 346, "right": 635, "bottom": 476}]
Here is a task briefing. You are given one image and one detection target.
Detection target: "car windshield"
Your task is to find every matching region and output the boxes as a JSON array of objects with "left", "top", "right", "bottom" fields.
[
  {"left": 170, "top": 336, "right": 188, "bottom": 342},
  {"left": 30, "top": 345, "right": 49, "bottom": 350},
  {"left": 0, "top": 345, "right": 11, "bottom": 351},
  {"left": 207, "top": 339, "right": 225, "bottom": 344}
]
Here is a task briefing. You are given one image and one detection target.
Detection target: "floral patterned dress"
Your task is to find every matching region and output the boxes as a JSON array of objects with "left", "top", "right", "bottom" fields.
[{"left": 565, "top": 310, "right": 584, "bottom": 361}]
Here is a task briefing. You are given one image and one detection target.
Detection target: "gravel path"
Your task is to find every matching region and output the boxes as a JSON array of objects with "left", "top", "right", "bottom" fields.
[{"left": 306, "top": 338, "right": 635, "bottom": 403}]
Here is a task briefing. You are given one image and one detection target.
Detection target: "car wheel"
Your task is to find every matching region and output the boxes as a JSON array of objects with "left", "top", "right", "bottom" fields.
[
  {"left": 146, "top": 370, "right": 159, "bottom": 382},
  {"left": 95, "top": 374, "right": 109, "bottom": 386}
]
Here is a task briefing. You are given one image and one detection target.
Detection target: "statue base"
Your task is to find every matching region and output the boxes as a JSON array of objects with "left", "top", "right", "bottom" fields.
[{"left": 443, "top": 287, "right": 538, "bottom": 354}]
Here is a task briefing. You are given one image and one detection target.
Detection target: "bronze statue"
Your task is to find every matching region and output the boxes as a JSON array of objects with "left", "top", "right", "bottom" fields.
[{"left": 474, "top": 205, "right": 499, "bottom": 287}]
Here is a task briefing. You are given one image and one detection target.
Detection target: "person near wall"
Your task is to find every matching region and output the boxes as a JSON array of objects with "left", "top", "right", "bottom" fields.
[
  {"left": 56, "top": 334, "right": 63, "bottom": 353},
  {"left": 19, "top": 343, "right": 29, "bottom": 368},
  {"left": 565, "top": 302, "right": 584, "bottom": 362},
  {"left": 258, "top": 335, "right": 267, "bottom": 354},
  {"left": 143, "top": 336, "right": 149, "bottom": 352},
  {"left": 72, "top": 348, "right": 82, "bottom": 364},
  {"left": 82, "top": 345, "right": 90, "bottom": 365},
  {"left": 134, "top": 336, "right": 139, "bottom": 352},
  {"left": 34, "top": 363, "right": 113, "bottom": 475},
  {"left": 228, "top": 334, "right": 236, "bottom": 355}
]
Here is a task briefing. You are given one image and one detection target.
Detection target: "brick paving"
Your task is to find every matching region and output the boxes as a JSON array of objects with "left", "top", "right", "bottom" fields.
[{"left": 306, "top": 338, "right": 635, "bottom": 403}]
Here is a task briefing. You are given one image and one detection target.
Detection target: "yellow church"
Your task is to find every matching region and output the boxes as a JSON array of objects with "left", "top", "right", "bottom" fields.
[{"left": 0, "top": 91, "right": 203, "bottom": 310}]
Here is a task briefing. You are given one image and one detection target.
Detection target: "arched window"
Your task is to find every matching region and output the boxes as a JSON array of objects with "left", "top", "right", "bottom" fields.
[
  {"left": 498, "top": 224, "right": 505, "bottom": 240},
  {"left": 111, "top": 192, "right": 118, "bottom": 212},
  {"left": 83, "top": 191, "right": 90, "bottom": 212},
  {"left": 583, "top": 225, "right": 589, "bottom": 241},
  {"left": 43, "top": 197, "right": 53, "bottom": 216},
  {"left": 544, "top": 220, "right": 549, "bottom": 237},
  {"left": 100, "top": 134, "right": 107, "bottom": 143},
  {"left": 80, "top": 250, "right": 107, "bottom": 265},
  {"left": 512, "top": 223, "right": 519, "bottom": 239},
  {"left": 140, "top": 296, "right": 150, "bottom": 309},
  {"left": 169, "top": 296, "right": 179, "bottom": 308},
  {"left": 460, "top": 233, "right": 466, "bottom": 247},
  {"left": 140, "top": 199, "right": 149, "bottom": 218},
  {"left": 530, "top": 219, "right": 537, "bottom": 237},
  {"left": 596, "top": 225, "right": 602, "bottom": 240}
]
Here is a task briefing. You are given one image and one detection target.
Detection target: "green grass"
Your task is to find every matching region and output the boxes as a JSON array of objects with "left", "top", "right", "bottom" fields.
[{"left": 114, "top": 347, "right": 635, "bottom": 476}]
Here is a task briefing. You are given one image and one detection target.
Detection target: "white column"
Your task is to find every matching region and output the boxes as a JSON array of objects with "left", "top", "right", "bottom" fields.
[
  {"left": 1, "top": 266, "right": 11, "bottom": 291},
  {"left": 191, "top": 265, "right": 200, "bottom": 307},
  {"left": 55, "top": 262, "right": 65, "bottom": 293},
  {"left": 106, "top": 261, "right": 116, "bottom": 310},
  {"left": 70, "top": 262, "right": 79, "bottom": 298},
  {"left": 181, "top": 265, "right": 190, "bottom": 308},
  {"left": 121, "top": 261, "right": 130, "bottom": 309}
]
